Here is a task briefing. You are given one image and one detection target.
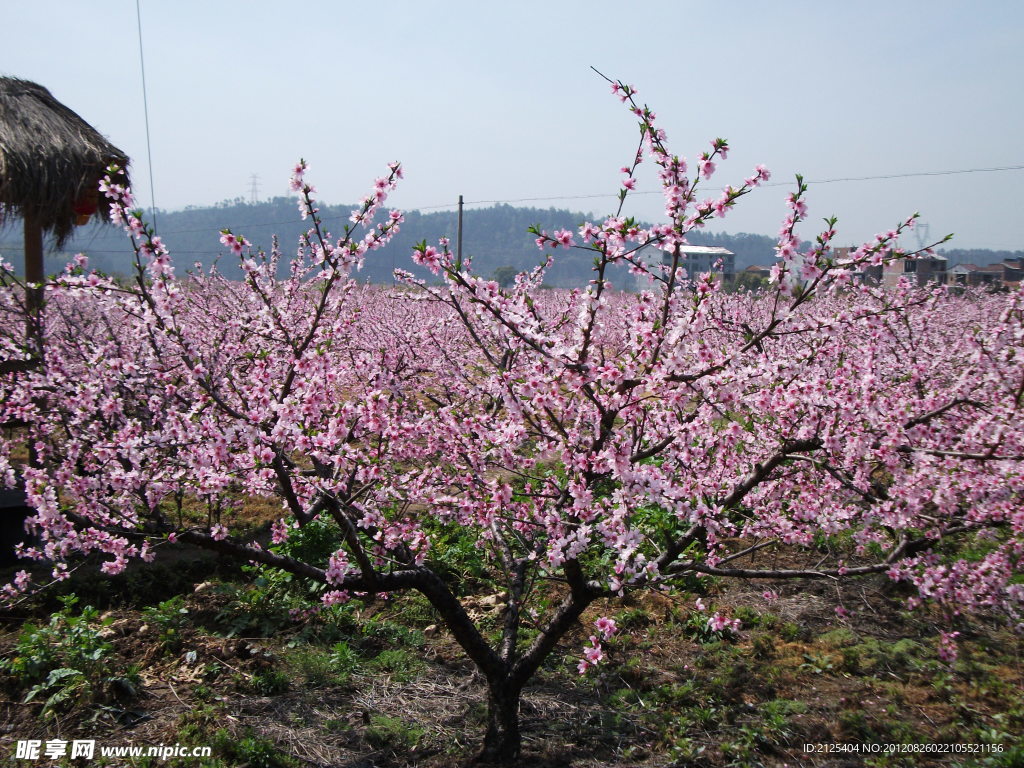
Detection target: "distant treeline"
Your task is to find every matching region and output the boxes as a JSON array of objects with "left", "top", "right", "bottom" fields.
[
  {"left": 1, "top": 198, "right": 1018, "bottom": 288},
  {"left": 935, "top": 248, "right": 1024, "bottom": 266}
]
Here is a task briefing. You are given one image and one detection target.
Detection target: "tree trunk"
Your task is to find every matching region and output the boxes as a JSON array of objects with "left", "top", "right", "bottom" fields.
[{"left": 478, "top": 681, "right": 522, "bottom": 764}]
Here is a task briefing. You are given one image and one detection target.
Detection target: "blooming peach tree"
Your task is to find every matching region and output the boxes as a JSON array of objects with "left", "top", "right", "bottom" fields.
[{"left": 2, "top": 78, "right": 1023, "bottom": 761}]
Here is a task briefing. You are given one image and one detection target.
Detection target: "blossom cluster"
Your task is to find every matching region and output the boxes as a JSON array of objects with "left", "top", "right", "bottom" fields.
[{"left": 0, "top": 78, "right": 1021, "bottom": 687}]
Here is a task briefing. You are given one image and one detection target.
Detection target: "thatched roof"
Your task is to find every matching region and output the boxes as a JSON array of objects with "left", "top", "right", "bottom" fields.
[{"left": 0, "top": 77, "right": 129, "bottom": 247}]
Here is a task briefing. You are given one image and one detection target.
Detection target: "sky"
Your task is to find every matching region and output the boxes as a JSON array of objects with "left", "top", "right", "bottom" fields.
[{"left": 4, "top": 0, "right": 1024, "bottom": 252}]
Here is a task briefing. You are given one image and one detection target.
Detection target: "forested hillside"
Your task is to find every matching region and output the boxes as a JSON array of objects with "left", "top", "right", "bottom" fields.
[
  {"left": 3, "top": 199, "right": 784, "bottom": 288},
  {"left": 2, "top": 199, "right": 1018, "bottom": 288}
]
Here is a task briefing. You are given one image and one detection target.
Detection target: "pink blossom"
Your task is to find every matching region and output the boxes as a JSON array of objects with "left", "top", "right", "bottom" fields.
[
  {"left": 707, "top": 612, "right": 729, "bottom": 632},
  {"left": 271, "top": 518, "right": 290, "bottom": 545},
  {"left": 219, "top": 231, "right": 249, "bottom": 257},
  {"left": 289, "top": 161, "right": 307, "bottom": 191},
  {"left": 594, "top": 616, "right": 618, "bottom": 639},
  {"left": 553, "top": 229, "right": 575, "bottom": 248},
  {"left": 412, "top": 245, "right": 442, "bottom": 274},
  {"left": 937, "top": 631, "right": 960, "bottom": 663},
  {"left": 322, "top": 590, "right": 351, "bottom": 606}
]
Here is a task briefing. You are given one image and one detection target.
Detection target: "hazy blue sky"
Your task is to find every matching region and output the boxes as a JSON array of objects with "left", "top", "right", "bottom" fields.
[{"left": 5, "top": 1, "right": 1023, "bottom": 251}]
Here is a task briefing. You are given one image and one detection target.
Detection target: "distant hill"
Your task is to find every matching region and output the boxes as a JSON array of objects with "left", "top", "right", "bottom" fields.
[{"left": 2, "top": 198, "right": 1017, "bottom": 288}]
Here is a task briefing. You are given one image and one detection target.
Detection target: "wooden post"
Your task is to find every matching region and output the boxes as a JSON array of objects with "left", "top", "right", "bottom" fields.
[
  {"left": 23, "top": 211, "right": 43, "bottom": 359},
  {"left": 457, "top": 194, "right": 464, "bottom": 267},
  {"left": 22, "top": 211, "right": 44, "bottom": 469}
]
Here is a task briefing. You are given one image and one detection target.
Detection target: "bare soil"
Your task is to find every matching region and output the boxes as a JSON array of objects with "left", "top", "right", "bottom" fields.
[{"left": 1, "top": 557, "right": 1021, "bottom": 768}]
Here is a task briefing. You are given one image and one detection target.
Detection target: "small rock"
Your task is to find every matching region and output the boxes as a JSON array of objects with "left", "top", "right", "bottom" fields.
[{"left": 108, "top": 618, "right": 134, "bottom": 636}]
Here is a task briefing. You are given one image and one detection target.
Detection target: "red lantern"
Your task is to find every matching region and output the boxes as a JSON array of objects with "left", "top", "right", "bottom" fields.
[{"left": 72, "top": 188, "right": 99, "bottom": 225}]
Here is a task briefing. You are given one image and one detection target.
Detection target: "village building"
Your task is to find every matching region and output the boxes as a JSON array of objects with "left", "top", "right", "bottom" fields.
[
  {"left": 638, "top": 245, "right": 735, "bottom": 283},
  {"left": 869, "top": 254, "right": 948, "bottom": 288},
  {"left": 951, "top": 258, "right": 1023, "bottom": 289},
  {"left": 744, "top": 264, "right": 773, "bottom": 280}
]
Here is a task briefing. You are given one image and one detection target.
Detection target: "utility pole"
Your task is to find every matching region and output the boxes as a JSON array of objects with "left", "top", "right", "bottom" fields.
[{"left": 457, "top": 194, "right": 464, "bottom": 267}]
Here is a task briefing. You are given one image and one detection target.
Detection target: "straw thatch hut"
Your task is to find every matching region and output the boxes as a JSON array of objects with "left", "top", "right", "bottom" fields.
[
  {"left": 0, "top": 77, "right": 129, "bottom": 249},
  {"left": 0, "top": 77, "right": 129, "bottom": 369}
]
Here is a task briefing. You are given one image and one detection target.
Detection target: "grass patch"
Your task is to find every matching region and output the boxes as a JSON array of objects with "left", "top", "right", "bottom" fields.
[
  {"left": 365, "top": 714, "right": 426, "bottom": 752},
  {"left": 367, "top": 648, "right": 424, "bottom": 683}
]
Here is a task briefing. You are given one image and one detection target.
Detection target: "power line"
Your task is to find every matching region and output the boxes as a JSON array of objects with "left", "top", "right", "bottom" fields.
[
  {"left": 136, "top": 0, "right": 158, "bottom": 230},
  {"left": 444, "top": 164, "right": 1024, "bottom": 209},
  {"left": 416, "top": 193, "right": 613, "bottom": 211},
  {"left": 777, "top": 164, "right": 1024, "bottom": 186},
  {"left": 214, "top": 162, "right": 1024, "bottom": 228}
]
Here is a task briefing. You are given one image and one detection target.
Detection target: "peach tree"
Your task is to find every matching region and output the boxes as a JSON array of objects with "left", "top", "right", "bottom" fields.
[{"left": 2, "top": 78, "right": 1022, "bottom": 762}]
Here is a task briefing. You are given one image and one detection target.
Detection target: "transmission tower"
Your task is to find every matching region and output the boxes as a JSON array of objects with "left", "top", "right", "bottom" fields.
[
  {"left": 248, "top": 173, "right": 262, "bottom": 204},
  {"left": 915, "top": 221, "right": 931, "bottom": 251}
]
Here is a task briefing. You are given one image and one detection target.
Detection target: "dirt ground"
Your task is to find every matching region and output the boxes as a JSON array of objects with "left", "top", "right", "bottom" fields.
[{"left": 1, "top": 552, "right": 1021, "bottom": 768}]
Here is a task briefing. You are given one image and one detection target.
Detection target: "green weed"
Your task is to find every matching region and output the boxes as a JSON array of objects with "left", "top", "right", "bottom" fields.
[
  {"left": 368, "top": 648, "right": 424, "bottom": 683},
  {"left": 287, "top": 642, "right": 358, "bottom": 688},
  {"left": 360, "top": 617, "right": 424, "bottom": 649},
  {"left": 750, "top": 632, "right": 776, "bottom": 659},
  {"left": 142, "top": 595, "right": 190, "bottom": 654},
  {"left": 364, "top": 714, "right": 426, "bottom": 752},
  {"left": 422, "top": 520, "right": 495, "bottom": 593},
  {"left": 1, "top": 595, "right": 139, "bottom": 719},
  {"left": 249, "top": 669, "right": 290, "bottom": 695},
  {"left": 210, "top": 728, "right": 298, "bottom": 768}
]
